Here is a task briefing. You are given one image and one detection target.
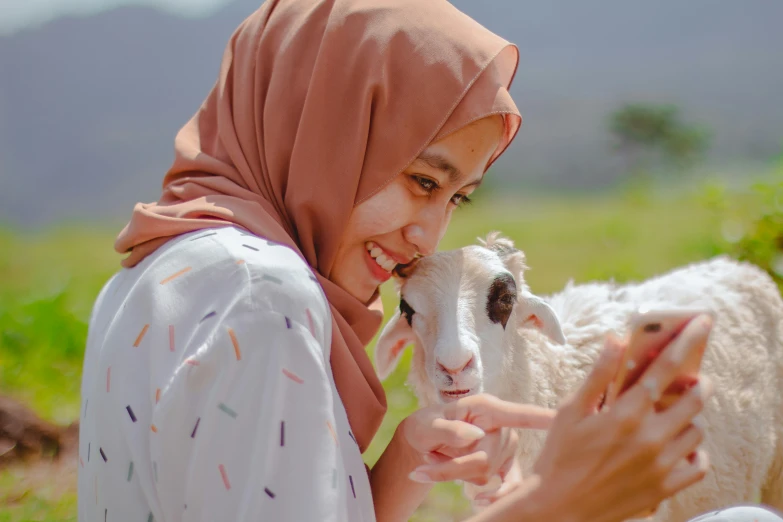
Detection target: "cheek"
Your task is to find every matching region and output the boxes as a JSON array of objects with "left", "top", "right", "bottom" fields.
[
  {"left": 437, "top": 212, "right": 454, "bottom": 241},
  {"left": 476, "top": 326, "right": 505, "bottom": 370},
  {"left": 409, "top": 340, "right": 441, "bottom": 402},
  {"left": 412, "top": 331, "right": 437, "bottom": 375},
  {"left": 348, "top": 182, "right": 414, "bottom": 240}
]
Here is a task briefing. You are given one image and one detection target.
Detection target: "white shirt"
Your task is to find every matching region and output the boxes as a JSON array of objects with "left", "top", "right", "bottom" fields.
[{"left": 77, "top": 226, "right": 376, "bottom": 522}]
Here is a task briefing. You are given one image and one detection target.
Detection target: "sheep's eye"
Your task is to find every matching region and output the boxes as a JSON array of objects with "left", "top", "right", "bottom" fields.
[
  {"left": 486, "top": 274, "right": 517, "bottom": 329},
  {"left": 400, "top": 298, "right": 416, "bottom": 326}
]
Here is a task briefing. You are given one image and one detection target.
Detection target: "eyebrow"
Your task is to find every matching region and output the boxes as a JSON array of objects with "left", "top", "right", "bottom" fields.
[{"left": 416, "top": 152, "right": 483, "bottom": 188}]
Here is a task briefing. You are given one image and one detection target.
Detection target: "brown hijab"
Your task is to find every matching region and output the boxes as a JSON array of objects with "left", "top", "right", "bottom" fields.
[{"left": 115, "top": 0, "right": 521, "bottom": 452}]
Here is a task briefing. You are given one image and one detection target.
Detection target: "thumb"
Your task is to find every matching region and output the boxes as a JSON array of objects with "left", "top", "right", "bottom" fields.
[
  {"left": 426, "top": 418, "right": 487, "bottom": 450},
  {"left": 571, "top": 333, "right": 625, "bottom": 415}
]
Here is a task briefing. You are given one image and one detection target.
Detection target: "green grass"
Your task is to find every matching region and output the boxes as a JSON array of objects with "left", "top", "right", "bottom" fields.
[
  {"left": 0, "top": 467, "right": 77, "bottom": 522},
  {"left": 0, "top": 182, "right": 746, "bottom": 521}
]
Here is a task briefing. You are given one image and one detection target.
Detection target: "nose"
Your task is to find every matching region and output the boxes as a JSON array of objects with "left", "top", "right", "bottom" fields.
[
  {"left": 403, "top": 209, "right": 447, "bottom": 256},
  {"left": 437, "top": 355, "right": 474, "bottom": 375}
]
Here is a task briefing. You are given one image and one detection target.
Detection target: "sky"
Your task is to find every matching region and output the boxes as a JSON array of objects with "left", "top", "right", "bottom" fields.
[{"left": 0, "top": 0, "right": 231, "bottom": 34}]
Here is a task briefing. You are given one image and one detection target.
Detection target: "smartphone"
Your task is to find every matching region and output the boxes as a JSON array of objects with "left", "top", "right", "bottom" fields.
[{"left": 603, "top": 306, "right": 714, "bottom": 410}]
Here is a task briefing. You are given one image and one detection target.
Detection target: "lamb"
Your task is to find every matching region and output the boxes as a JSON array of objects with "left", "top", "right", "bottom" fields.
[{"left": 374, "top": 232, "right": 783, "bottom": 521}]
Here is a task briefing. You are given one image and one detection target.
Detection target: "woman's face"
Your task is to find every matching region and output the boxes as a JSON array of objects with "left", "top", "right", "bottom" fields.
[{"left": 332, "top": 115, "right": 505, "bottom": 303}]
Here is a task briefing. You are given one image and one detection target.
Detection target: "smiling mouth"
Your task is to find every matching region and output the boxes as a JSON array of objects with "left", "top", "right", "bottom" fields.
[
  {"left": 440, "top": 389, "right": 473, "bottom": 401},
  {"left": 366, "top": 241, "right": 398, "bottom": 273}
]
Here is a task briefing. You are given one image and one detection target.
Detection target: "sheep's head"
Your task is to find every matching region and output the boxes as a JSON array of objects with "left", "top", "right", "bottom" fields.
[{"left": 375, "top": 232, "right": 566, "bottom": 405}]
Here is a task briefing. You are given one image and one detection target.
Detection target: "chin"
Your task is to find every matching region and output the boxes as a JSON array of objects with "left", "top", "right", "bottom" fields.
[
  {"left": 332, "top": 274, "right": 376, "bottom": 303},
  {"left": 358, "top": 280, "right": 382, "bottom": 301},
  {"left": 354, "top": 287, "right": 379, "bottom": 305}
]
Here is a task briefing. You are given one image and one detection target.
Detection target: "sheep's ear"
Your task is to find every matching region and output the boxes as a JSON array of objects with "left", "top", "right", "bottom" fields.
[
  {"left": 518, "top": 293, "right": 566, "bottom": 345},
  {"left": 374, "top": 311, "right": 415, "bottom": 380}
]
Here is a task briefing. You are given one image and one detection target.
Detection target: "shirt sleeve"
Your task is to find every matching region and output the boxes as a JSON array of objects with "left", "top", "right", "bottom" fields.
[{"left": 149, "top": 307, "right": 345, "bottom": 522}]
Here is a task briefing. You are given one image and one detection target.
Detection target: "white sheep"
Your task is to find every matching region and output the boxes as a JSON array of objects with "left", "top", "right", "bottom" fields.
[{"left": 375, "top": 232, "right": 783, "bottom": 521}]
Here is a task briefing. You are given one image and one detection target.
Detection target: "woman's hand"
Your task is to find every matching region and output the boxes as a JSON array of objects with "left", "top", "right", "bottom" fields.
[
  {"left": 519, "top": 314, "right": 714, "bottom": 522},
  {"left": 371, "top": 393, "right": 553, "bottom": 522},
  {"left": 401, "top": 394, "right": 554, "bottom": 489}
]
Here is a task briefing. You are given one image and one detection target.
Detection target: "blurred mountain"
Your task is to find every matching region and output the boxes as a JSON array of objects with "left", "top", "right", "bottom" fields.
[{"left": 1, "top": 0, "right": 782, "bottom": 225}]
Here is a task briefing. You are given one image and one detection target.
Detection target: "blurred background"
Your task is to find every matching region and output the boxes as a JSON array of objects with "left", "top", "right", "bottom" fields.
[{"left": 1, "top": 0, "right": 781, "bottom": 520}]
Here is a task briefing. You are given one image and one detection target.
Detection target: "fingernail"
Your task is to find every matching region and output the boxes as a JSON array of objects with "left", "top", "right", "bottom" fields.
[
  {"left": 694, "top": 377, "right": 714, "bottom": 400},
  {"left": 605, "top": 332, "right": 624, "bottom": 352},
  {"left": 698, "top": 314, "right": 713, "bottom": 331},
  {"left": 409, "top": 470, "right": 433, "bottom": 483},
  {"left": 461, "top": 425, "right": 486, "bottom": 441},
  {"left": 474, "top": 499, "right": 491, "bottom": 507},
  {"left": 642, "top": 377, "right": 662, "bottom": 402}
]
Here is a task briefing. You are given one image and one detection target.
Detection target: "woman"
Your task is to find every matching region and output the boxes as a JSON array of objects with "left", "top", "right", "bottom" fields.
[{"left": 77, "top": 0, "right": 783, "bottom": 521}]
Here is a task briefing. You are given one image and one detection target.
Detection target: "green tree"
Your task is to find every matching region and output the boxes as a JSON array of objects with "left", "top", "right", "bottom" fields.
[
  {"left": 609, "top": 103, "right": 711, "bottom": 174},
  {"left": 702, "top": 158, "right": 783, "bottom": 290}
]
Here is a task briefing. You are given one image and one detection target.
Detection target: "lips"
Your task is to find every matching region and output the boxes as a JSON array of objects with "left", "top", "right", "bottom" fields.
[
  {"left": 364, "top": 249, "right": 393, "bottom": 283},
  {"left": 367, "top": 242, "right": 397, "bottom": 272},
  {"left": 367, "top": 241, "right": 415, "bottom": 265},
  {"left": 364, "top": 241, "right": 417, "bottom": 283}
]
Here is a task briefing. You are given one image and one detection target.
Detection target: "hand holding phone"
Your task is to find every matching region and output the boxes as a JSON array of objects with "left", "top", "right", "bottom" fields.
[
  {"left": 603, "top": 306, "right": 714, "bottom": 411},
  {"left": 600, "top": 307, "right": 714, "bottom": 519}
]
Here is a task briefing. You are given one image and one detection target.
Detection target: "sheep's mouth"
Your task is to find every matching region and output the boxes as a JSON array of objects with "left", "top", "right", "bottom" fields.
[{"left": 440, "top": 389, "right": 473, "bottom": 402}]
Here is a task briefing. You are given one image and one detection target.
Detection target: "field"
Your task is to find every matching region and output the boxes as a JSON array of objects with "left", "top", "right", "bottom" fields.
[{"left": 0, "top": 179, "right": 766, "bottom": 521}]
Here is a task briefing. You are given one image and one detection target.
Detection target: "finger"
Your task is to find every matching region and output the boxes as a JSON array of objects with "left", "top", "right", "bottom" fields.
[
  {"left": 409, "top": 451, "right": 491, "bottom": 484},
  {"left": 444, "top": 394, "right": 555, "bottom": 432},
  {"left": 474, "top": 459, "right": 522, "bottom": 504},
  {"left": 423, "top": 452, "right": 452, "bottom": 465},
  {"left": 570, "top": 334, "right": 625, "bottom": 415},
  {"left": 600, "top": 333, "right": 628, "bottom": 409},
  {"left": 428, "top": 427, "right": 507, "bottom": 461},
  {"left": 661, "top": 449, "right": 710, "bottom": 497},
  {"left": 622, "top": 315, "right": 712, "bottom": 410},
  {"left": 633, "top": 506, "right": 659, "bottom": 520},
  {"left": 498, "top": 430, "right": 519, "bottom": 473},
  {"left": 656, "top": 378, "right": 713, "bottom": 440},
  {"left": 657, "top": 423, "right": 705, "bottom": 470},
  {"left": 428, "top": 418, "right": 486, "bottom": 450},
  {"left": 497, "top": 453, "right": 516, "bottom": 480},
  {"left": 480, "top": 401, "right": 556, "bottom": 431}
]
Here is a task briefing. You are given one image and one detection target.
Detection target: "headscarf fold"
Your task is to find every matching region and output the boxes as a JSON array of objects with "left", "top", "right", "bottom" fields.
[{"left": 115, "top": 0, "right": 521, "bottom": 452}]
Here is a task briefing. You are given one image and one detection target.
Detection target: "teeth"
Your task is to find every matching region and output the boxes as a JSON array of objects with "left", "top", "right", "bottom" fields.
[
  {"left": 376, "top": 254, "right": 396, "bottom": 272},
  {"left": 366, "top": 242, "right": 398, "bottom": 272}
]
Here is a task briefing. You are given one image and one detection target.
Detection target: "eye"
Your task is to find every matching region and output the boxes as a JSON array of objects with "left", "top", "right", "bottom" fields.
[
  {"left": 451, "top": 193, "right": 472, "bottom": 207},
  {"left": 486, "top": 274, "right": 517, "bottom": 329},
  {"left": 412, "top": 175, "right": 438, "bottom": 194},
  {"left": 400, "top": 298, "right": 416, "bottom": 326}
]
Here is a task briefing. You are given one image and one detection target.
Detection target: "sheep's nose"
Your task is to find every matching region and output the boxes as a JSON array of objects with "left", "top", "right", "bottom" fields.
[{"left": 437, "top": 355, "right": 474, "bottom": 375}]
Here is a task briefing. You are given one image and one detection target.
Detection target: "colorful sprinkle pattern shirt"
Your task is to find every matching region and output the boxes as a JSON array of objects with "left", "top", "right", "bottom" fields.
[{"left": 77, "top": 226, "right": 376, "bottom": 522}]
